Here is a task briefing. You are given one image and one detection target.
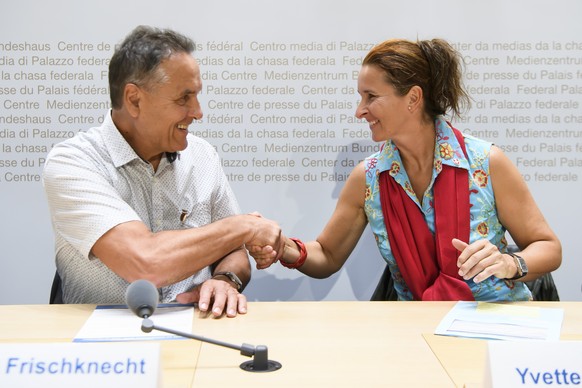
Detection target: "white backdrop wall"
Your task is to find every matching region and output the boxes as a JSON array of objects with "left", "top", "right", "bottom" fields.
[{"left": 1, "top": 0, "right": 581, "bottom": 304}]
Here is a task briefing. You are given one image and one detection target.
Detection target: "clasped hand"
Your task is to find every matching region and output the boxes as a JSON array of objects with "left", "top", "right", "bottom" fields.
[
  {"left": 454, "top": 238, "right": 516, "bottom": 282},
  {"left": 245, "top": 212, "right": 284, "bottom": 269}
]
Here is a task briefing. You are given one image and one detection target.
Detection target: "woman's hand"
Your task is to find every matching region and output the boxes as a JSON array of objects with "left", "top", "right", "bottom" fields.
[{"left": 453, "top": 238, "right": 516, "bottom": 282}]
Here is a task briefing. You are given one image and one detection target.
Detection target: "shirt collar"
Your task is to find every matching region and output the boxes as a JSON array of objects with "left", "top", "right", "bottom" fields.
[
  {"left": 434, "top": 116, "right": 470, "bottom": 172},
  {"left": 378, "top": 116, "right": 470, "bottom": 174},
  {"left": 101, "top": 111, "right": 141, "bottom": 168}
]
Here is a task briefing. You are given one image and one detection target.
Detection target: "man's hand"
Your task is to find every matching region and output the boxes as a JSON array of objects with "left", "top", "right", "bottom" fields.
[
  {"left": 245, "top": 212, "right": 285, "bottom": 268},
  {"left": 176, "top": 278, "right": 247, "bottom": 318}
]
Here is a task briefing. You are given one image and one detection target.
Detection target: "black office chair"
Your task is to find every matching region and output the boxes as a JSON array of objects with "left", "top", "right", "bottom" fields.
[
  {"left": 370, "top": 265, "right": 398, "bottom": 301},
  {"left": 49, "top": 271, "right": 64, "bottom": 304}
]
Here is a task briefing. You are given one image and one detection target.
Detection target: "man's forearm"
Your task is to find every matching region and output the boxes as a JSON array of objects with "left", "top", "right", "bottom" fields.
[
  {"left": 93, "top": 214, "right": 265, "bottom": 287},
  {"left": 211, "top": 247, "right": 252, "bottom": 291}
]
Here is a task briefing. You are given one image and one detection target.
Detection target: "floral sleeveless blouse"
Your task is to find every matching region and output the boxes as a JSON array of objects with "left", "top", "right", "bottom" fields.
[{"left": 364, "top": 117, "right": 531, "bottom": 301}]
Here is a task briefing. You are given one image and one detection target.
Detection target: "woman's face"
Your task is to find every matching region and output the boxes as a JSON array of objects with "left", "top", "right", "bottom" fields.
[{"left": 355, "top": 65, "right": 410, "bottom": 142}]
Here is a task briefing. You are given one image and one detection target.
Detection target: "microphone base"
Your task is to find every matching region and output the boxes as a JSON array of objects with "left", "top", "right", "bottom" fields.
[{"left": 240, "top": 359, "right": 282, "bottom": 373}]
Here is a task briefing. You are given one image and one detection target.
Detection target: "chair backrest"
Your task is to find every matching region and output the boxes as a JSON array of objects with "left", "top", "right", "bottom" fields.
[
  {"left": 524, "top": 274, "right": 560, "bottom": 301},
  {"left": 49, "top": 271, "right": 64, "bottom": 304},
  {"left": 370, "top": 265, "right": 398, "bottom": 301}
]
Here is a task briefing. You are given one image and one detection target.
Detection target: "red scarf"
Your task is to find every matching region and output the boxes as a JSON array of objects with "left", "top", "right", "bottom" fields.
[{"left": 379, "top": 127, "right": 474, "bottom": 301}]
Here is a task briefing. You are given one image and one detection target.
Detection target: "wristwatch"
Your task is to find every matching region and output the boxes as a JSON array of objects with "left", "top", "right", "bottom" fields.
[
  {"left": 506, "top": 252, "right": 528, "bottom": 280},
  {"left": 212, "top": 271, "right": 242, "bottom": 291}
]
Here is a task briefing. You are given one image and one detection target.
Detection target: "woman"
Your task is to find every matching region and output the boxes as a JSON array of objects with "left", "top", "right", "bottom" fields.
[{"left": 249, "top": 38, "right": 561, "bottom": 301}]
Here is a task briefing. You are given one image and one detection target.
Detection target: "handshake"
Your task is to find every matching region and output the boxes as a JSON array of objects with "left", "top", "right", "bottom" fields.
[{"left": 241, "top": 212, "right": 290, "bottom": 270}]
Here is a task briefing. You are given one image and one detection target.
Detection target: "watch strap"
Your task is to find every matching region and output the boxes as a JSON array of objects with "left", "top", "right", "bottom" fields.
[{"left": 212, "top": 271, "right": 242, "bottom": 290}]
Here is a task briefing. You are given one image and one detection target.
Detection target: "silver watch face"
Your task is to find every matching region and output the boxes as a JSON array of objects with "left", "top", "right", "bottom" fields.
[
  {"left": 517, "top": 257, "right": 528, "bottom": 275},
  {"left": 229, "top": 273, "right": 242, "bottom": 289},
  {"left": 507, "top": 253, "right": 527, "bottom": 280}
]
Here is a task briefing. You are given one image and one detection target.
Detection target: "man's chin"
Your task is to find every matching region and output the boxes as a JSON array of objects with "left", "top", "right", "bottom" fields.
[{"left": 172, "top": 139, "right": 189, "bottom": 152}]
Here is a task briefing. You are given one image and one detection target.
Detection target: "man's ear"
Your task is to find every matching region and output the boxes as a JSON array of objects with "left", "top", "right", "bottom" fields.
[{"left": 124, "top": 83, "right": 141, "bottom": 118}]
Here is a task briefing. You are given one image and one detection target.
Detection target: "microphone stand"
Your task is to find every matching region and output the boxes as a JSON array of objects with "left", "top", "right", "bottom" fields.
[{"left": 141, "top": 318, "right": 281, "bottom": 372}]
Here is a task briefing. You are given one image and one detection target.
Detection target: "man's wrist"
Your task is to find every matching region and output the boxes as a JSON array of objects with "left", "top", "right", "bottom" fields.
[{"left": 212, "top": 271, "right": 243, "bottom": 290}]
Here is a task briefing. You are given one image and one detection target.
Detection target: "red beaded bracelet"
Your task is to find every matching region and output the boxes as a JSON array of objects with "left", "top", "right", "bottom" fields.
[{"left": 280, "top": 238, "right": 307, "bottom": 269}]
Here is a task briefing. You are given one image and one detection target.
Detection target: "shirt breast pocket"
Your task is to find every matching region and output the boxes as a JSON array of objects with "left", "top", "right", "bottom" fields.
[{"left": 178, "top": 198, "right": 212, "bottom": 228}]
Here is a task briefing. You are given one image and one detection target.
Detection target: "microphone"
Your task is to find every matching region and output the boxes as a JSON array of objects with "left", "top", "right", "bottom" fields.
[
  {"left": 125, "top": 279, "right": 159, "bottom": 318},
  {"left": 125, "top": 280, "right": 281, "bottom": 372}
]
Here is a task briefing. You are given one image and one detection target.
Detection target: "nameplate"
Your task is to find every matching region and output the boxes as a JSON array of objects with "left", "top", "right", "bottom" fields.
[
  {"left": 0, "top": 342, "right": 161, "bottom": 388},
  {"left": 483, "top": 341, "right": 582, "bottom": 387}
]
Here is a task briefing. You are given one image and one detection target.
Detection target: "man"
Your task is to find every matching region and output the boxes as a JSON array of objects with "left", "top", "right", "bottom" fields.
[{"left": 42, "top": 25, "right": 282, "bottom": 317}]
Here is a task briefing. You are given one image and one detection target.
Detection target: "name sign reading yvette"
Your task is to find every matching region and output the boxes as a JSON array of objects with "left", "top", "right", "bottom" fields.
[
  {"left": 483, "top": 341, "right": 582, "bottom": 387},
  {"left": 0, "top": 342, "right": 161, "bottom": 388}
]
